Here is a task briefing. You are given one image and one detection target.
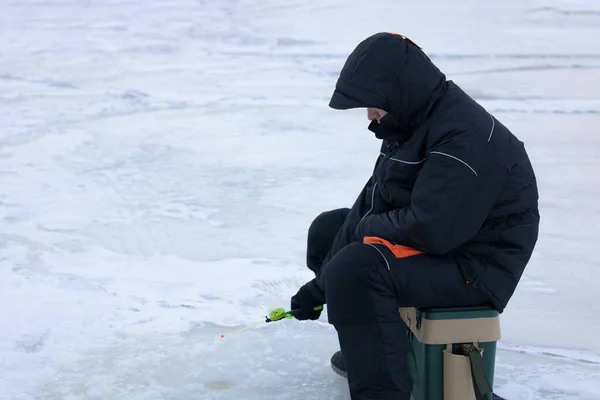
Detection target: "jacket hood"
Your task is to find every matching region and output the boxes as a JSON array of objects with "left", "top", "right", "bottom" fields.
[{"left": 329, "top": 33, "right": 447, "bottom": 136}]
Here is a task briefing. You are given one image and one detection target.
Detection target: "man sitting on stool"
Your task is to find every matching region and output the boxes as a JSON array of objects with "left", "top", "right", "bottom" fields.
[{"left": 290, "top": 32, "right": 540, "bottom": 400}]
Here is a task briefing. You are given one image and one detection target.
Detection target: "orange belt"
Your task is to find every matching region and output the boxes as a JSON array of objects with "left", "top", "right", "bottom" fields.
[{"left": 363, "top": 236, "right": 424, "bottom": 258}]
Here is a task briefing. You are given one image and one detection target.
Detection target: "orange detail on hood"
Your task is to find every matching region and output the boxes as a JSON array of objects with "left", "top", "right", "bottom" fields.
[{"left": 388, "top": 32, "right": 422, "bottom": 48}]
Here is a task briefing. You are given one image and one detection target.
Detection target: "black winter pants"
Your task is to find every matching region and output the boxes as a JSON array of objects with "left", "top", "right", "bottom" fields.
[{"left": 307, "top": 208, "right": 490, "bottom": 400}]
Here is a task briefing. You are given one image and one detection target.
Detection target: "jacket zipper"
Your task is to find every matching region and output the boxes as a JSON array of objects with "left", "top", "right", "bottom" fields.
[
  {"left": 355, "top": 181, "right": 378, "bottom": 232},
  {"left": 353, "top": 146, "right": 399, "bottom": 236}
]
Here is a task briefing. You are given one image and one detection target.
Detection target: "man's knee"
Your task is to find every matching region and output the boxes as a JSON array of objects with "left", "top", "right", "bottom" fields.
[
  {"left": 307, "top": 208, "right": 349, "bottom": 245},
  {"left": 306, "top": 208, "right": 350, "bottom": 274}
]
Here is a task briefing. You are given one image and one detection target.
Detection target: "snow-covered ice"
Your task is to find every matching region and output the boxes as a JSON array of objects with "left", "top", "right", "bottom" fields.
[{"left": 1, "top": 0, "right": 599, "bottom": 399}]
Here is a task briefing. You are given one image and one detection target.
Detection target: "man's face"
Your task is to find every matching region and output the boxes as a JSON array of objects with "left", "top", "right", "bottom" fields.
[{"left": 367, "top": 108, "right": 388, "bottom": 123}]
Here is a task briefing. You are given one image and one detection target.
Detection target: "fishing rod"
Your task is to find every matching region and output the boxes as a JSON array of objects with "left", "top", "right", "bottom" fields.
[{"left": 220, "top": 305, "right": 323, "bottom": 338}]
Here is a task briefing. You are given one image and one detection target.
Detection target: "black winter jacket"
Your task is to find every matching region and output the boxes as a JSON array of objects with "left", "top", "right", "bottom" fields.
[{"left": 309, "top": 33, "right": 539, "bottom": 313}]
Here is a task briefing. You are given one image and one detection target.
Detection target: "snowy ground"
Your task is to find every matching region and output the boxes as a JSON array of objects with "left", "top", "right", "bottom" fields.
[{"left": 1, "top": 0, "right": 600, "bottom": 399}]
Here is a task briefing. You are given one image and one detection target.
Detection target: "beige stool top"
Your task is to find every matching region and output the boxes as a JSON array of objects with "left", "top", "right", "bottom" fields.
[{"left": 399, "top": 307, "right": 501, "bottom": 345}]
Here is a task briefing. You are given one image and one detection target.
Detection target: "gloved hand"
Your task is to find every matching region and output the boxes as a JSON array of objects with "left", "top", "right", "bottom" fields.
[{"left": 290, "top": 281, "right": 324, "bottom": 320}]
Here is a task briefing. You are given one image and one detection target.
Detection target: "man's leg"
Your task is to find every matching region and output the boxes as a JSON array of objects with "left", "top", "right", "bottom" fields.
[
  {"left": 320, "top": 242, "right": 490, "bottom": 400},
  {"left": 305, "top": 208, "right": 350, "bottom": 275}
]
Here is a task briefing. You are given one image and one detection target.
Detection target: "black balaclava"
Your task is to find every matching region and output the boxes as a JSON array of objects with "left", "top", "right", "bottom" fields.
[{"left": 367, "top": 112, "right": 412, "bottom": 142}]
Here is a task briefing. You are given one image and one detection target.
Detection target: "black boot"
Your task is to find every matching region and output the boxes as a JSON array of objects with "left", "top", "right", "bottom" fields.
[{"left": 330, "top": 350, "right": 347, "bottom": 378}]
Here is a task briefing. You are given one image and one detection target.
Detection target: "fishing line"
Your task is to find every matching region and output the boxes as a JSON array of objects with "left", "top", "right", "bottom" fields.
[{"left": 205, "top": 305, "right": 323, "bottom": 390}]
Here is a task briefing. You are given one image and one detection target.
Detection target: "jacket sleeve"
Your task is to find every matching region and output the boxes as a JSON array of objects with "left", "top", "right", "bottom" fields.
[{"left": 356, "top": 132, "right": 507, "bottom": 255}]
